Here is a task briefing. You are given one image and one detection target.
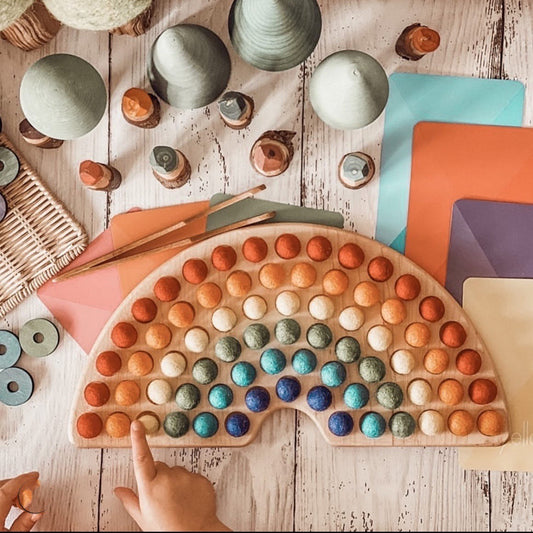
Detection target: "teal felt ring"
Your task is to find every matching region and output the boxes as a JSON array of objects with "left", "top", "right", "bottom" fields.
[
  {"left": 0, "top": 330, "right": 22, "bottom": 369},
  {"left": 19, "top": 318, "right": 60, "bottom": 358},
  {"left": 0, "top": 146, "right": 20, "bottom": 187},
  {"left": 0, "top": 367, "right": 34, "bottom": 406}
]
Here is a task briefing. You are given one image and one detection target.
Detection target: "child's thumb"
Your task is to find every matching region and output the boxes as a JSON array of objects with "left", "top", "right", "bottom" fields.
[{"left": 113, "top": 487, "right": 141, "bottom": 525}]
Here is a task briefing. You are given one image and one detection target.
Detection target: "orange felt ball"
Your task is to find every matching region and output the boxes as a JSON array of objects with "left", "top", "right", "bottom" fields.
[
  {"left": 477, "top": 410, "right": 506, "bottom": 436},
  {"left": 381, "top": 298, "right": 407, "bottom": 325},
  {"left": 367, "top": 256, "right": 394, "bottom": 282},
  {"left": 290, "top": 262, "right": 317, "bottom": 288},
  {"left": 353, "top": 281, "right": 380, "bottom": 307},
  {"left": 448, "top": 410, "right": 475, "bottom": 436},
  {"left": 419, "top": 296, "right": 445, "bottom": 322},
  {"left": 211, "top": 245, "right": 237, "bottom": 271},
  {"left": 394, "top": 274, "right": 421, "bottom": 301},
  {"left": 404, "top": 322, "right": 431, "bottom": 347},
  {"left": 95, "top": 351, "right": 122, "bottom": 376},
  {"left": 322, "top": 269, "right": 349, "bottom": 296},
  {"left": 196, "top": 283, "right": 222, "bottom": 309},
  {"left": 438, "top": 379, "right": 464, "bottom": 405},
  {"left": 424, "top": 348, "right": 449, "bottom": 374},
  {"left": 115, "top": 380, "right": 141, "bottom": 406},
  {"left": 111, "top": 322, "right": 138, "bottom": 348},
  {"left": 182, "top": 259, "right": 208, "bottom": 284},
  {"left": 105, "top": 412, "right": 131, "bottom": 438},
  {"left": 77, "top": 412, "right": 103, "bottom": 439},
  {"left": 338, "top": 242, "right": 364, "bottom": 269},
  {"left": 168, "top": 302, "right": 195, "bottom": 328},
  {"left": 469, "top": 379, "right": 497, "bottom": 405},
  {"left": 456, "top": 349, "right": 482, "bottom": 375},
  {"left": 226, "top": 270, "right": 252, "bottom": 297},
  {"left": 306, "top": 236, "right": 332, "bottom": 262},
  {"left": 275, "top": 233, "right": 301, "bottom": 259},
  {"left": 84, "top": 381, "right": 110, "bottom": 407},
  {"left": 145, "top": 323, "right": 172, "bottom": 349},
  {"left": 242, "top": 237, "right": 268, "bottom": 263},
  {"left": 128, "top": 351, "right": 154, "bottom": 376},
  {"left": 440, "top": 321, "right": 467, "bottom": 348},
  {"left": 131, "top": 297, "right": 158, "bottom": 323},
  {"left": 153, "top": 276, "right": 180, "bottom": 302},
  {"left": 259, "top": 263, "right": 285, "bottom": 289}
]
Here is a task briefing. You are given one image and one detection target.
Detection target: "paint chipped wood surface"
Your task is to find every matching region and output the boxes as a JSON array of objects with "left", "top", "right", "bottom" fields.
[{"left": 1, "top": 0, "right": 533, "bottom": 531}]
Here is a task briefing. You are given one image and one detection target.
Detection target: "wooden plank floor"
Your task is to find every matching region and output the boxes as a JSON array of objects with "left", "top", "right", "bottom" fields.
[{"left": 1, "top": 0, "right": 532, "bottom": 530}]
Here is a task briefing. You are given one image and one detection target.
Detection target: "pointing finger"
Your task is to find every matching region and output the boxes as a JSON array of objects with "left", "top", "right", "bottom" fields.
[{"left": 130, "top": 420, "right": 156, "bottom": 486}]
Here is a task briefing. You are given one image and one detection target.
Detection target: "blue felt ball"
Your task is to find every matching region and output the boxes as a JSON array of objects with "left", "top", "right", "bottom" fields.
[
  {"left": 260, "top": 348, "right": 286, "bottom": 375},
  {"left": 245, "top": 386, "right": 270, "bottom": 412},
  {"left": 292, "top": 348, "right": 317, "bottom": 375},
  {"left": 208, "top": 384, "right": 234, "bottom": 409},
  {"left": 307, "top": 385, "right": 332, "bottom": 411},
  {"left": 320, "top": 361, "right": 347, "bottom": 388},
  {"left": 276, "top": 376, "right": 301, "bottom": 402},
  {"left": 343, "top": 383, "right": 370, "bottom": 409},
  {"left": 231, "top": 361, "right": 256, "bottom": 387},
  {"left": 193, "top": 412, "right": 219, "bottom": 438},
  {"left": 328, "top": 411, "right": 354, "bottom": 437},
  {"left": 225, "top": 412, "right": 250, "bottom": 437},
  {"left": 360, "top": 411, "right": 387, "bottom": 439}
]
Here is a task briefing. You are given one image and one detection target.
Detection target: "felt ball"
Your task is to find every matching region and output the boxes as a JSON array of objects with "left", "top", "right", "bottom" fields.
[
  {"left": 215, "top": 336, "right": 242, "bottom": 363},
  {"left": 175, "top": 383, "right": 201, "bottom": 410},
  {"left": 164, "top": 411, "right": 190, "bottom": 438},
  {"left": 456, "top": 349, "right": 482, "bottom": 375},
  {"left": 245, "top": 386, "right": 270, "bottom": 412},
  {"left": 338, "top": 242, "right": 364, "bottom": 269},
  {"left": 275, "top": 233, "right": 301, "bottom": 259},
  {"left": 439, "top": 321, "right": 467, "bottom": 348},
  {"left": 128, "top": 351, "right": 154, "bottom": 377},
  {"left": 448, "top": 410, "right": 475, "bottom": 436},
  {"left": 438, "top": 379, "right": 463, "bottom": 405},
  {"left": 307, "top": 323, "right": 333, "bottom": 349},
  {"left": 358, "top": 356, "right": 386, "bottom": 383},
  {"left": 196, "top": 283, "right": 222, "bottom": 309},
  {"left": 360, "top": 412, "right": 386, "bottom": 439},
  {"left": 321, "top": 361, "right": 347, "bottom": 387},
  {"left": 145, "top": 323, "right": 172, "bottom": 350},
  {"left": 276, "top": 376, "right": 301, "bottom": 402},
  {"left": 338, "top": 306, "right": 365, "bottom": 331},
  {"left": 208, "top": 384, "right": 234, "bottom": 409},
  {"left": 408, "top": 379, "right": 432, "bottom": 405},
  {"left": 404, "top": 322, "right": 431, "bottom": 348},
  {"left": 168, "top": 301, "right": 195, "bottom": 328},
  {"left": 308, "top": 294, "right": 335, "bottom": 320},
  {"left": 84, "top": 381, "right": 110, "bottom": 407},
  {"left": 111, "top": 322, "right": 137, "bottom": 348},
  {"left": 307, "top": 385, "right": 332, "bottom": 411},
  {"left": 146, "top": 379, "right": 173, "bottom": 405},
  {"left": 394, "top": 274, "right": 421, "bottom": 301},
  {"left": 226, "top": 270, "right": 252, "bottom": 298},
  {"left": 182, "top": 259, "right": 208, "bottom": 284},
  {"left": 343, "top": 383, "right": 369, "bottom": 409},
  {"left": 390, "top": 349, "right": 415, "bottom": 375},
  {"left": 335, "top": 336, "right": 361, "bottom": 363},
  {"left": 292, "top": 348, "right": 317, "bottom": 374},
  {"left": 419, "top": 296, "right": 445, "bottom": 322},
  {"left": 243, "top": 323, "right": 270, "bottom": 350},
  {"left": 389, "top": 412, "right": 416, "bottom": 438},
  {"left": 260, "top": 348, "right": 287, "bottom": 374},
  {"left": 225, "top": 412, "right": 250, "bottom": 437},
  {"left": 96, "top": 351, "right": 122, "bottom": 376},
  {"left": 376, "top": 382, "right": 403, "bottom": 409},
  {"left": 276, "top": 290, "right": 300, "bottom": 316},
  {"left": 424, "top": 348, "right": 449, "bottom": 374},
  {"left": 381, "top": 298, "right": 407, "bottom": 325},
  {"left": 477, "top": 410, "right": 505, "bottom": 436},
  {"left": 137, "top": 412, "right": 160, "bottom": 435},
  {"left": 367, "top": 325, "right": 393, "bottom": 352},
  {"left": 306, "top": 236, "right": 332, "bottom": 261},
  {"left": 322, "top": 269, "right": 349, "bottom": 296},
  {"left": 154, "top": 276, "right": 180, "bottom": 302},
  {"left": 231, "top": 361, "right": 256, "bottom": 387},
  {"left": 242, "top": 237, "right": 268, "bottom": 263},
  {"left": 184, "top": 327, "right": 210, "bottom": 353},
  {"left": 328, "top": 411, "right": 354, "bottom": 437},
  {"left": 259, "top": 263, "right": 285, "bottom": 289},
  {"left": 192, "top": 358, "right": 218, "bottom": 385},
  {"left": 160, "top": 351, "right": 187, "bottom": 377},
  {"left": 211, "top": 245, "right": 237, "bottom": 271},
  {"left": 77, "top": 412, "right": 103, "bottom": 439},
  {"left": 290, "top": 262, "right": 317, "bottom": 288},
  {"left": 105, "top": 412, "right": 131, "bottom": 438},
  {"left": 418, "top": 410, "right": 445, "bottom": 436},
  {"left": 131, "top": 298, "right": 157, "bottom": 323},
  {"left": 212, "top": 307, "right": 238, "bottom": 332},
  {"left": 193, "top": 412, "right": 219, "bottom": 438},
  {"left": 367, "top": 256, "right": 393, "bottom": 282},
  {"left": 115, "top": 380, "right": 140, "bottom": 406},
  {"left": 353, "top": 281, "right": 380, "bottom": 307},
  {"left": 469, "top": 379, "right": 497, "bottom": 404},
  {"left": 275, "top": 318, "right": 301, "bottom": 345},
  {"left": 242, "top": 295, "right": 267, "bottom": 320}
]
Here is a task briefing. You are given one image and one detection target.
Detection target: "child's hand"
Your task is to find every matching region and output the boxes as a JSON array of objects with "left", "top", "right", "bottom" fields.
[
  {"left": 0, "top": 472, "right": 41, "bottom": 531},
  {"left": 114, "top": 420, "right": 231, "bottom": 532}
]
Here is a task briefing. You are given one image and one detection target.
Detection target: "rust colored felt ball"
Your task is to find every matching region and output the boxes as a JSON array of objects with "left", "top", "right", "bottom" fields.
[
  {"left": 275, "top": 233, "right": 301, "bottom": 259},
  {"left": 168, "top": 302, "right": 195, "bottom": 328},
  {"left": 456, "top": 349, "right": 482, "bottom": 375},
  {"left": 95, "top": 351, "right": 122, "bottom": 376},
  {"left": 438, "top": 379, "right": 464, "bottom": 406},
  {"left": 290, "top": 262, "right": 317, "bottom": 288},
  {"left": 381, "top": 298, "right": 407, "bottom": 325},
  {"left": 424, "top": 348, "right": 449, "bottom": 374},
  {"left": 131, "top": 297, "right": 158, "bottom": 323},
  {"left": 211, "top": 245, "right": 237, "bottom": 271},
  {"left": 84, "top": 381, "right": 110, "bottom": 407},
  {"left": 338, "top": 242, "right": 364, "bottom": 269},
  {"left": 145, "top": 323, "right": 172, "bottom": 350},
  {"left": 404, "top": 322, "right": 431, "bottom": 348},
  {"left": 448, "top": 410, "right": 475, "bottom": 436},
  {"left": 367, "top": 256, "right": 394, "bottom": 282},
  {"left": 115, "top": 380, "right": 141, "bottom": 406},
  {"left": 77, "top": 412, "right": 103, "bottom": 439},
  {"left": 153, "top": 276, "right": 180, "bottom": 302},
  {"left": 353, "top": 281, "right": 380, "bottom": 307},
  {"left": 226, "top": 270, "right": 252, "bottom": 297},
  {"left": 196, "top": 283, "right": 222, "bottom": 309},
  {"left": 259, "top": 263, "right": 285, "bottom": 289},
  {"left": 322, "top": 269, "right": 349, "bottom": 296},
  {"left": 394, "top": 274, "right": 421, "bottom": 301},
  {"left": 440, "top": 321, "right": 467, "bottom": 348},
  {"left": 469, "top": 379, "right": 497, "bottom": 405},
  {"left": 111, "top": 322, "right": 138, "bottom": 348},
  {"left": 242, "top": 237, "right": 268, "bottom": 263},
  {"left": 419, "top": 296, "right": 445, "bottom": 322},
  {"left": 182, "top": 259, "right": 208, "bottom": 284},
  {"left": 306, "top": 236, "right": 332, "bottom": 262},
  {"left": 128, "top": 351, "right": 154, "bottom": 377},
  {"left": 477, "top": 410, "right": 506, "bottom": 436},
  {"left": 105, "top": 412, "right": 131, "bottom": 438}
]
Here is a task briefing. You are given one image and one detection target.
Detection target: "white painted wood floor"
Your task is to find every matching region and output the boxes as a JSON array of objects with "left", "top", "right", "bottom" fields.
[{"left": 1, "top": 0, "right": 532, "bottom": 530}]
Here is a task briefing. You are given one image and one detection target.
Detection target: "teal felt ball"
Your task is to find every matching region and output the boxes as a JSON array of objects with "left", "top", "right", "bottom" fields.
[
  {"left": 320, "top": 361, "right": 347, "bottom": 388},
  {"left": 231, "top": 361, "right": 256, "bottom": 387},
  {"left": 291, "top": 349, "right": 317, "bottom": 375},
  {"left": 343, "top": 383, "right": 369, "bottom": 409},
  {"left": 260, "top": 348, "right": 286, "bottom": 375},
  {"left": 208, "top": 384, "right": 234, "bottom": 409},
  {"left": 193, "top": 412, "right": 219, "bottom": 438}
]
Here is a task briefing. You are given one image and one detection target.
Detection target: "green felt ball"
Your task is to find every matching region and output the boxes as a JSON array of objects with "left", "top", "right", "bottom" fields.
[
  {"left": 163, "top": 411, "right": 190, "bottom": 438},
  {"left": 389, "top": 412, "right": 416, "bottom": 438},
  {"left": 192, "top": 358, "right": 218, "bottom": 385},
  {"left": 358, "top": 356, "right": 386, "bottom": 383},
  {"left": 274, "top": 318, "right": 301, "bottom": 345},
  {"left": 243, "top": 323, "right": 270, "bottom": 350},
  {"left": 335, "top": 336, "right": 361, "bottom": 363},
  {"left": 376, "top": 382, "right": 403, "bottom": 409},
  {"left": 307, "top": 323, "right": 333, "bottom": 349},
  {"left": 175, "top": 383, "right": 201, "bottom": 410},
  {"left": 215, "top": 336, "right": 242, "bottom": 362}
]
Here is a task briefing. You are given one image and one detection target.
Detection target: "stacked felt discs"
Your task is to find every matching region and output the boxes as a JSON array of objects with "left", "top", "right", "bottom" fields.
[{"left": 70, "top": 223, "right": 509, "bottom": 448}]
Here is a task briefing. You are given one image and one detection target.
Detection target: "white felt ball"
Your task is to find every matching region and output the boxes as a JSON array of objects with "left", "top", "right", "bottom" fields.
[
  {"left": 212, "top": 307, "right": 237, "bottom": 332},
  {"left": 160, "top": 351, "right": 187, "bottom": 378},
  {"left": 184, "top": 327, "right": 209, "bottom": 353},
  {"left": 242, "top": 295, "right": 267, "bottom": 320},
  {"left": 137, "top": 413, "right": 160, "bottom": 434},
  {"left": 308, "top": 294, "right": 334, "bottom": 320},
  {"left": 418, "top": 410, "right": 445, "bottom": 436},
  {"left": 390, "top": 349, "right": 415, "bottom": 375},
  {"left": 276, "top": 291, "right": 300, "bottom": 316},
  {"left": 338, "top": 306, "right": 365, "bottom": 331},
  {"left": 367, "top": 325, "right": 392, "bottom": 351},
  {"left": 146, "top": 379, "right": 172, "bottom": 405},
  {"left": 408, "top": 379, "right": 432, "bottom": 406}
]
